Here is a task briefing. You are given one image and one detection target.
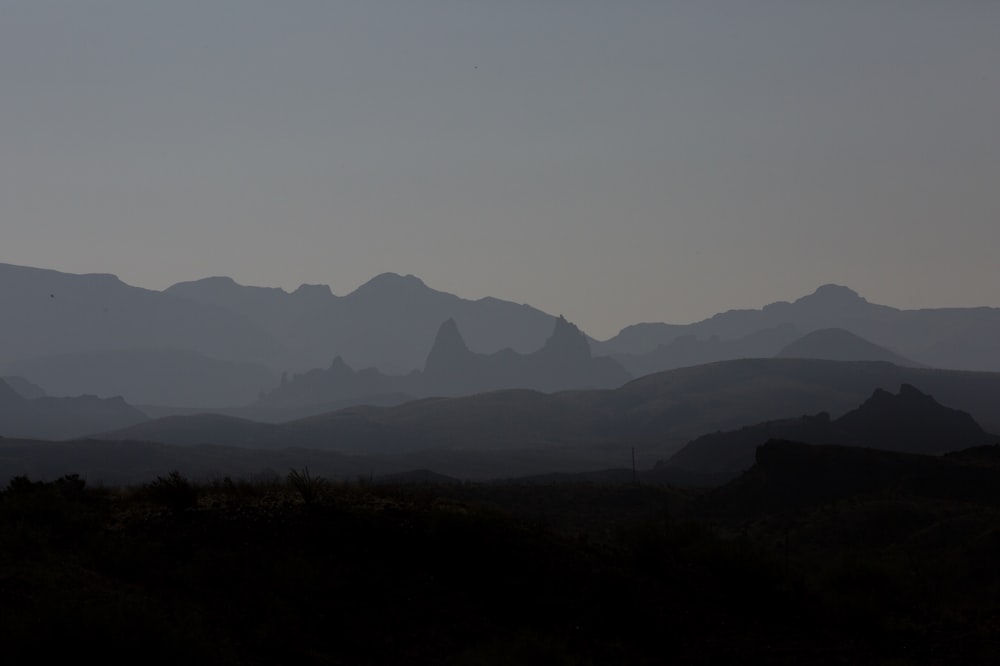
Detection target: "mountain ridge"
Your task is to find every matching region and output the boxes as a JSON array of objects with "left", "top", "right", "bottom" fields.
[
  {"left": 662, "top": 383, "right": 997, "bottom": 482},
  {"left": 97, "top": 358, "right": 1000, "bottom": 479},
  {"left": 596, "top": 282, "right": 1000, "bottom": 372}
]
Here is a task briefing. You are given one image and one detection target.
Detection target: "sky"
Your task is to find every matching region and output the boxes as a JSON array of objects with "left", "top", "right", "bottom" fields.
[{"left": 2, "top": 1, "right": 998, "bottom": 339}]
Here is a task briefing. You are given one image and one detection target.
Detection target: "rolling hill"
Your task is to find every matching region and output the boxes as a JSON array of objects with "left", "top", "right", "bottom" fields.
[{"left": 96, "top": 358, "right": 1000, "bottom": 479}]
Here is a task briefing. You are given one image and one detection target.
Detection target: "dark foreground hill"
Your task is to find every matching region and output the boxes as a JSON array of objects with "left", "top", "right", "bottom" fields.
[
  {"left": 5, "top": 442, "right": 1000, "bottom": 664},
  {"left": 702, "top": 438, "right": 1000, "bottom": 518},
  {"left": 663, "top": 384, "right": 997, "bottom": 482},
  {"left": 0, "top": 437, "right": 401, "bottom": 486}
]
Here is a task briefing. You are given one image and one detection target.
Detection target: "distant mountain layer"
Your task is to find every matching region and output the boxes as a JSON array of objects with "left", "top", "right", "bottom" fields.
[
  {"left": 663, "top": 384, "right": 996, "bottom": 482},
  {"left": 612, "top": 323, "right": 801, "bottom": 376},
  {"left": 596, "top": 283, "right": 1000, "bottom": 371},
  {"left": 5, "top": 349, "right": 277, "bottom": 407},
  {"left": 0, "top": 263, "right": 279, "bottom": 368},
  {"left": 256, "top": 316, "right": 630, "bottom": 410},
  {"left": 0, "top": 262, "right": 564, "bottom": 406},
  {"left": 1, "top": 376, "right": 46, "bottom": 399},
  {"left": 6, "top": 261, "right": 1000, "bottom": 414},
  {"left": 97, "top": 359, "right": 1000, "bottom": 479},
  {"left": 165, "top": 272, "right": 558, "bottom": 374},
  {"left": 775, "top": 328, "right": 921, "bottom": 366},
  {"left": 0, "top": 378, "right": 147, "bottom": 440}
]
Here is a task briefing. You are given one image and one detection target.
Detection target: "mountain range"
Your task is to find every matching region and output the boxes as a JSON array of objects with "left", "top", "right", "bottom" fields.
[
  {"left": 4, "top": 262, "right": 1000, "bottom": 410},
  {"left": 597, "top": 283, "right": 1000, "bottom": 373},
  {"left": 0, "top": 376, "right": 146, "bottom": 440},
  {"left": 256, "top": 316, "right": 630, "bottom": 411}
]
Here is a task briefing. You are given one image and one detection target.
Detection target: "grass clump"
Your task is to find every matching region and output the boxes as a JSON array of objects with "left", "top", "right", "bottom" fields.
[{"left": 287, "top": 467, "right": 328, "bottom": 503}]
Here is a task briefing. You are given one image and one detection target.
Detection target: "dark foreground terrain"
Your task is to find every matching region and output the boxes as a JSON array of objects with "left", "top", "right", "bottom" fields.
[{"left": 3, "top": 443, "right": 1000, "bottom": 665}]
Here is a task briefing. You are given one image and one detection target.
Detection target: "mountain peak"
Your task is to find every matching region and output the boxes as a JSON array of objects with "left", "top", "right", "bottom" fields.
[
  {"left": 0, "top": 377, "right": 24, "bottom": 404},
  {"left": 424, "top": 319, "right": 472, "bottom": 372},
  {"left": 538, "top": 316, "right": 591, "bottom": 362},
  {"left": 775, "top": 328, "right": 920, "bottom": 366},
  {"left": 328, "top": 356, "right": 354, "bottom": 374},
  {"left": 352, "top": 272, "right": 427, "bottom": 295},
  {"left": 798, "top": 284, "right": 865, "bottom": 306},
  {"left": 835, "top": 384, "right": 991, "bottom": 454},
  {"left": 167, "top": 275, "right": 238, "bottom": 290},
  {"left": 293, "top": 283, "right": 333, "bottom": 298}
]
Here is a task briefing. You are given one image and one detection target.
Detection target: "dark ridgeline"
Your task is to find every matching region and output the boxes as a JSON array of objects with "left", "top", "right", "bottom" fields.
[
  {"left": 702, "top": 438, "right": 1000, "bottom": 518},
  {"left": 660, "top": 384, "right": 997, "bottom": 483}
]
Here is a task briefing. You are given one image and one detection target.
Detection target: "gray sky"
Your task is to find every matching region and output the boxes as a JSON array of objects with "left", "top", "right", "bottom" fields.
[{"left": 2, "top": 1, "right": 998, "bottom": 339}]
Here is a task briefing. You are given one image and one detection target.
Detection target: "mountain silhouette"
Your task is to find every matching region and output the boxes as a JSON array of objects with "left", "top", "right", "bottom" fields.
[
  {"left": 256, "top": 316, "right": 631, "bottom": 410},
  {"left": 8, "top": 260, "right": 1000, "bottom": 417},
  {"left": 0, "top": 377, "right": 147, "bottom": 440},
  {"left": 423, "top": 315, "right": 629, "bottom": 395},
  {"left": 614, "top": 323, "right": 801, "bottom": 376},
  {"left": 836, "top": 383, "right": 991, "bottom": 454},
  {"left": 596, "top": 283, "right": 1000, "bottom": 371},
  {"left": 99, "top": 359, "right": 1000, "bottom": 480},
  {"left": 254, "top": 356, "right": 403, "bottom": 409},
  {"left": 166, "top": 271, "right": 559, "bottom": 374},
  {"left": 661, "top": 384, "right": 996, "bottom": 482},
  {"left": 0, "top": 263, "right": 279, "bottom": 368},
  {"left": 701, "top": 438, "right": 1000, "bottom": 519},
  {"left": 5, "top": 349, "right": 277, "bottom": 407},
  {"left": 1, "top": 376, "right": 47, "bottom": 399},
  {"left": 775, "top": 328, "right": 922, "bottom": 366}
]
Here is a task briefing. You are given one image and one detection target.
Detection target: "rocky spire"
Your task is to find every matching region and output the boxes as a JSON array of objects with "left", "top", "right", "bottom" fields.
[
  {"left": 536, "top": 316, "right": 591, "bottom": 364},
  {"left": 424, "top": 319, "right": 473, "bottom": 373}
]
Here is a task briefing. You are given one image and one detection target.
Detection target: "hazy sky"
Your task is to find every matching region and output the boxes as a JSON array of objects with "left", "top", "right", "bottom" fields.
[{"left": 2, "top": 2, "right": 998, "bottom": 338}]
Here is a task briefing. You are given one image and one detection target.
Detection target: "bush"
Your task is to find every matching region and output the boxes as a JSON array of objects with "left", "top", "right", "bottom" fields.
[{"left": 148, "top": 471, "right": 198, "bottom": 513}]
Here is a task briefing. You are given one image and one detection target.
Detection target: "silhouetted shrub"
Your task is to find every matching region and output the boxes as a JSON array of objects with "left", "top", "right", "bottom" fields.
[
  {"left": 148, "top": 471, "right": 198, "bottom": 513},
  {"left": 287, "top": 467, "right": 327, "bottom": 503},
  {"left": 4, "top": 475, "right": 44, "bottom": 497},
  {"left": 54, "top": 474, "right": 87, "bottom": 501}
]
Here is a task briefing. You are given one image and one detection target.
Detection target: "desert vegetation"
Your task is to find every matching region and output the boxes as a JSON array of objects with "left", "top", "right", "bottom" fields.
[{"left": 3, "top": 450, "right": 1000, "bottom": 664}]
